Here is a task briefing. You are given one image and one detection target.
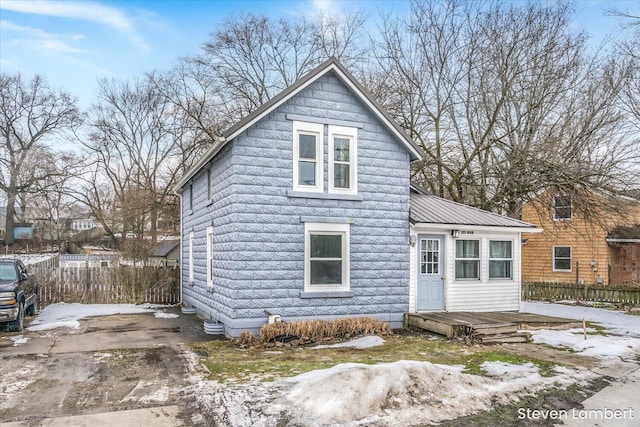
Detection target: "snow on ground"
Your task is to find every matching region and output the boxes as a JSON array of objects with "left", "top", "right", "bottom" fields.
[
  {"left": 184, "top": 360, "right": 596, "bottom": 426},
  {"left": 522, "top": 302, "right": 640, "bottom": 360},
  {"left": 0, "top": 254, "right": 56, "bottom": 265},
  {"left": 27, "top": 303, "right": 157, "bottom": 331},
  {"left": 314, "top": 335, "right": 385, "bottom": 349},
  {"left": 9, "top": 335, "right": 29, "bottom": 346},
  {"left": 154, "top": 312, "right": 180, "bottom": 319}
]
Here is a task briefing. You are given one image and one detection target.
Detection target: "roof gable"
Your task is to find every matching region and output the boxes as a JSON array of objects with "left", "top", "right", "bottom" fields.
[{"left": 175, "top": 57, "right": 421, "bottom": 190}]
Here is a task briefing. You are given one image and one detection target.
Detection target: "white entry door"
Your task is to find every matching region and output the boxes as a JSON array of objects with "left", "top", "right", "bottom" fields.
[{"left": 417, "top": 235, "right": 445, "bottom": 310}]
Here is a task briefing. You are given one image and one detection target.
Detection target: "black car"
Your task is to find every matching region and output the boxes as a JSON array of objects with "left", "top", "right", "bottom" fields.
[{"left": 0, "top": 260, "right": 38, "bottom": 332}]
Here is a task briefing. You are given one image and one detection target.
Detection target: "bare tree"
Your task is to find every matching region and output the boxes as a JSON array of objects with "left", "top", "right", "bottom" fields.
[
  {"left": 79, "top": 77, "right": 183, "bottom": 257},
  {"left": 372, "top": 0, "right": 638, "bottom": 220},
  {"left": 0, "top": 74, "right": 80, "bottom": 245}
]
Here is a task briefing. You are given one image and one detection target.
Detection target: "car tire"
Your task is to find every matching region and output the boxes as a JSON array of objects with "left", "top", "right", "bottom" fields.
[
  {"left": 27, "top": 296, "right": 38, "bottom": 316},
  {"left": 8, "top": 301, "right": 24, "bottom": 332}
]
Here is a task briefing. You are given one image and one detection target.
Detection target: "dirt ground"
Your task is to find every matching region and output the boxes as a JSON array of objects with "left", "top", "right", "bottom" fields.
[
  {"left": 0, "top": 310, "right": 621, "bottom": 426},
  {"left": 0, "top": 309, "right": 215, "bottom": 425}
]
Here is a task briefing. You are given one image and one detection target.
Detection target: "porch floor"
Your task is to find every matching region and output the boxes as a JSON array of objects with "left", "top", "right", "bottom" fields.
[{"left": 405, "top": 311, "right": 582, "bottom": 344}]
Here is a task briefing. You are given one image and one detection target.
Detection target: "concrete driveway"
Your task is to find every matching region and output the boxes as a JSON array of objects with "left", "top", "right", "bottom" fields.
[{"left": 0, "top": 307, "right": 216, "bottom": 426}]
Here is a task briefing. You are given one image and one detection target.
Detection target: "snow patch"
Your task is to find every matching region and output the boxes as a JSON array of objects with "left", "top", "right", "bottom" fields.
[
  {"left": 522, "top": 302, "right": 640, "bottom": 360},
  {"left": 154, "top": 312, "right": 180, "bottom": 319},
  {"left": 9, "top": 335, "right": 29, "bottom": 346},
  {"left": 27, "top": 303, "right": 156, "bottom": 331},
  {"left": 314, "top": 335, "right": 385, "bottom": 349}
]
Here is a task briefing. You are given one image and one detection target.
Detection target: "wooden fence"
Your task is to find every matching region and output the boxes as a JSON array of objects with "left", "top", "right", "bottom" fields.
[
  {"left": 18, "top": 256, "right": 180, "bottom": 308},
  {"left": 522, "top": 282, "right": 640, "bottom": 305}
]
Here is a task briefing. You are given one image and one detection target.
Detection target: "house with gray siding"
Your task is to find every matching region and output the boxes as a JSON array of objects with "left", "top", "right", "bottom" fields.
[
  {"left": 175, "top": 58, "right": 420, "bottom": 336},
  {"left": 175, "top": 57, "right": 539, "bottom": 337}
]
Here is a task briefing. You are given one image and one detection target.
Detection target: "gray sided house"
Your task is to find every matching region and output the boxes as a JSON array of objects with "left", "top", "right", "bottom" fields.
[{"left": 176, "top": 58, "right": 422, "bottom": 337}]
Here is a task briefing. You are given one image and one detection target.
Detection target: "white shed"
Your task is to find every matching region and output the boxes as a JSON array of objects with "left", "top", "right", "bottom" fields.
[{"left": 409, "top": 187, "right": 541, "bottom": 313}]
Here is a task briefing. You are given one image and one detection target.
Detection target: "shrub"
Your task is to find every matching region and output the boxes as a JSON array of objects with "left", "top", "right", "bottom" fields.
[{"left": 259, "top": 317, "right": 392, "bottom": 344}]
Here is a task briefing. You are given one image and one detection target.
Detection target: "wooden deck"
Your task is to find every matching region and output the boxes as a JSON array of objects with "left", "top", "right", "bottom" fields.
[{"left": 405, "top": 312, "right": 582, "bottom": 344}]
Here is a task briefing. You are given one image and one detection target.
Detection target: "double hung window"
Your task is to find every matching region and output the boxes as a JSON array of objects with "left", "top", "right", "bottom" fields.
[
  {"left": 293, "top": 121, "right": 324, "bottom": 192},
  {"left": 455, "top": 240, "right": 480, "bottom": 280},
  {"left": 553, "top": 246, "right": 572, "bottom": 272},
  {"left": 304, "top": 223, "right": 350, "bottom": 292},
  {"left": 206, "top": 226, "right": 214, "bottom": 287},
  {"left": 328, "top": 125, "right": 357, "bottom": 194},
  {"left": 489, "top": 240, "right": 512, "bottom": 279}
]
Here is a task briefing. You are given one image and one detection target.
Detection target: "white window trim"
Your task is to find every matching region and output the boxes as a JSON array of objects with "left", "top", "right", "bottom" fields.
[
  {"left": 293, "top": 121, "right": 324, "bottom": 193},
  {"left": 304, "top": 222, "right": 350, "bottom": 292},
  {"left": 488, "top": 239, "right": 513, "bottom": 280},
  {"left": 553, "top": 196, "right": 572, "bottom": 221},
  {"left": 328, "top": 125, "right": 357, "bottom": 195},
  {"left": 188, "top": 231, "right": 194, "bottom": 282},
  {"left": 207, "top": 168, "right": 213, "bottom": 199},
  {"left": 454, "top": 239, "right": 481, "bottom": 281},
  {"left": 206, "top": 226, "right": 214, "bottom": 287},
  {"left": 552, "top": 245, "right": 572, "bottom": 272}
]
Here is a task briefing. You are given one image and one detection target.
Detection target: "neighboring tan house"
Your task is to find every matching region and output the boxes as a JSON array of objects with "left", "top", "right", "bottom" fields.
[
  {"left": 175, "top": 58, "right": 539, "bottom": 337},
  {"left": 521, "top": 191, "right": 640, "bottom": 286}
]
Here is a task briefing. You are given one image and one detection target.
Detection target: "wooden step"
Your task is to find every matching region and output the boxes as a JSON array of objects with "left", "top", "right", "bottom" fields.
[
  {"left": 475, "top": 332, "right": 530, "bottom": 344},
  {"left": 472, "top": 323, "right": 518, "bottom": 336}
]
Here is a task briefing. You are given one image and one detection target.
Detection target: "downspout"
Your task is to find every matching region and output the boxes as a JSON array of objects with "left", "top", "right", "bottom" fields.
[{"left": 175, "top": 190, "right": 183, "bottom": 307}]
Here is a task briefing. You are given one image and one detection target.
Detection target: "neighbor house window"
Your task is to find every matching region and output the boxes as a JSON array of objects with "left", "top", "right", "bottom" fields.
[
  {"left": 188, "top": 185, "right": 193, "bottom": 211},
  {"left": 304, "top": 223, "right": 350, "bottom": 292},
  {"left": 293, "top": 121, "right": 324, "bottom": 192},
  {"left": 207, "top": 168, "right": 213, "bottom": 199},
  {"left": 554, "top": 196, "right": 572, "bottom": 220},
  {"left": 553, "top": 246, "right": 572, "bottom": 272},
  {"left": 206, "top": 226, "right": 214, "bottom": 286},
  {"left": 489, "top": 240, "right": 513, "bottom": 279},
  {"left": 188, "top": 231, "right": 194, "bottom": 282},
  {"left": 328, "top": 125, "right": 357, "bottom": 194},
  {"left": 455, "top": 240, "right": 480, "bottom": 280}
]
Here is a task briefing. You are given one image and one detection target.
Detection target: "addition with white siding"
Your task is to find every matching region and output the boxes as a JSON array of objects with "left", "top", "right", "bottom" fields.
[{"left": 409, "top": 186, "right": 541, "bottom": 314}]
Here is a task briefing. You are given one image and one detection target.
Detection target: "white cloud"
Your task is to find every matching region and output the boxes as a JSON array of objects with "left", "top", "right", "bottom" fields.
[
  {"left": 0, "top": 0, "right": 148, "bottom": 51},
  {"left": 1, "top": 20, "right": 87, "bottom": 54}
]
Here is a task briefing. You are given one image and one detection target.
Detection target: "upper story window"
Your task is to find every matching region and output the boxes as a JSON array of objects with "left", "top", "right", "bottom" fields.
[
  {"left": 553, "top": 246, "right": 572, "bottom": 272},
  {"left": 489, "top": 240, "right": 513, "bottom": 279},
  {"left": 293, "top": 121, "right": 324, "bottom": 192},
  {"left": 554, "top": 196, "right": 572, "bottom": 220},
  {"left": 455, "top": 239, "right": 480, "bottom": 280},
  {"left": 207, "top": 168, "right": 213, "bottom": 199},
  {"left": 328, "top": 125, "right": 357, "bottom": 194}
]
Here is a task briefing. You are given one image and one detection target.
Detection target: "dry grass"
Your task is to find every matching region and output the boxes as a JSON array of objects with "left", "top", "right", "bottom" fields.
[{"left": 259, "top": 317, "right": 392, "bottom": 343}]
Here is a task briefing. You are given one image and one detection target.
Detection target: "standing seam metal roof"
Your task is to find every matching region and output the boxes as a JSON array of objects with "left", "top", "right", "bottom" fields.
[{"left": 410, "top": 194, "right": 536, "bottom": 228}]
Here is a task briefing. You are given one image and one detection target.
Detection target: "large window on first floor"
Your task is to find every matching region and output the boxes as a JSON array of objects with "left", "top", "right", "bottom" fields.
[
  {"left": 553, "top": 246, "right": 572, "bottom": 272},
  {"left": 455, "top": 239, "right": 480, "bottom": 280},
  {"left": 304, "top": 222, "right": 350, "bottom": 292},
  {"left": 489, "top": 240, "right": 513, "bottom": 279}
]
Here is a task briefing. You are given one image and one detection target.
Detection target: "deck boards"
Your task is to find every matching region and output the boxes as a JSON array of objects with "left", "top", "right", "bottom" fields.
[{"left": 406, "top": 311, "right": 581, "bottom": 343}]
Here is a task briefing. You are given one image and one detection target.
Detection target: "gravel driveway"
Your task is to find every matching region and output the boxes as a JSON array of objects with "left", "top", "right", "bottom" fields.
[{"left": 0, "top": 307, "right": 215, "bottom": 426}]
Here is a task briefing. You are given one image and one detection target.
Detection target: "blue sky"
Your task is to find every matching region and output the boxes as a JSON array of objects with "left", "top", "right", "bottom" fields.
[{"left": 0, "top": 0, "right": 637, "bottom": 110}]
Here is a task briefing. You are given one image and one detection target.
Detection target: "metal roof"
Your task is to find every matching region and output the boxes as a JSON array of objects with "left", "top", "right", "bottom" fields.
[{"left": 410, "top": 194, "right": 537, "bottom": 229}]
